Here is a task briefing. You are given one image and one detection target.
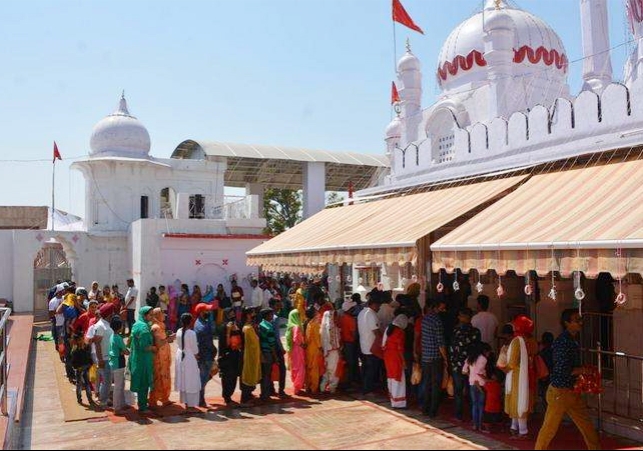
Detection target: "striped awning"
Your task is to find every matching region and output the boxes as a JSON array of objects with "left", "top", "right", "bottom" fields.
[
  {"left": 431, "top": 159, "right": 643, "bottom": 278},
  {"left": 247, "top": 176, "right": 526, "bottom": 270}
]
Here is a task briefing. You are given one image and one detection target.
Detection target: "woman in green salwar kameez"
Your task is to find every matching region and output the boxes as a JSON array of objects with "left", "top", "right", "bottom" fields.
[{"left": 129, "top": 306, "right": 157, "bottom": 412}]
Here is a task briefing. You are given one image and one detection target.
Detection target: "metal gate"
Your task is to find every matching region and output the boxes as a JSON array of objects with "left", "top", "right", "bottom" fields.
[{"left": 33, "top": 243, "right": 71, "bottom": 319}]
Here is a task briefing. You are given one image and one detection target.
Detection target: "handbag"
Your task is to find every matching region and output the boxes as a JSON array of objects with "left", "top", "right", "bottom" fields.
[
  {"left": 411, "top": 363, "right": 422, "bottom": 386},
  {"left": 229, "top": 335, "right": 242, "bottom": 351},
  {"left": 370, "top": 337, "right": 384, "bottom": 359},
  {"left": 271, "top": 362, "right": 280, "bottom": 382},
  {"left": 535, "top": 355, "right": 550, "bottom": 380}
]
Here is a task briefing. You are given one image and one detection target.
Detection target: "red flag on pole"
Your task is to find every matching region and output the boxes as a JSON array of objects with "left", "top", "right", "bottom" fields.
[
  {"left": 392, "top": 0, "right": 424, "bottom": 35},
  {"left": 53, "top": 141, "right": 62, "bottom": 163},
  {"left": 391, "top": 81, "right": 401, "bottom": 105}
]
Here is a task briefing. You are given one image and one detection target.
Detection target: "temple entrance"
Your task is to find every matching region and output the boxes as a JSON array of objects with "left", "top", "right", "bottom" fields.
[{"left": 33, "top": 241, "right": 71, "bottom": 319}]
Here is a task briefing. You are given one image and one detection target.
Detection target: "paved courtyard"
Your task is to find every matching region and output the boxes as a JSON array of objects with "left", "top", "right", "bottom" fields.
[{"left": 18, "top": 338, "right": 513, "bottom": 450}]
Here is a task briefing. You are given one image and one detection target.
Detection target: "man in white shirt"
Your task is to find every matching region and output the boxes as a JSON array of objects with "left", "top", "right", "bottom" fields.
[
  {"left": 89, "top": 303, "right": 115, "bottom": 406},
  {"left": 124, "top": 279, "right": 139, "bottom": 335},
  {"left": 471, "top": 295, "right": 499, "bottom": 351},
  {"left": 48, "top": 284, "right": 66, "bottom": 350},
  {"left": 251, "top": 280, "right": 263, "bottom": 309},
  {"left": 262, "top": 284, "right": 273, "bottom": 310},
  {"left": 358, "top": 298, "right": 382, "bottom": 395}
]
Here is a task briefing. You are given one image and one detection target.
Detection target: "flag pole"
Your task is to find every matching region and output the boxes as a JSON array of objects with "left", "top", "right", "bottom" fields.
[
  {"left": 51, "top": 158, "right": 55, "bottom": 232},
  {"left": 392, "top": 19, "right": 397, "bottom": 121}
]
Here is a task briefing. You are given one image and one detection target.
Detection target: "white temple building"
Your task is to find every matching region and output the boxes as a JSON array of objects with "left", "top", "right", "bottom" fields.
[
  {"left": 0, "top": 94, "right": 387, "bottom": 317},
  {"left": 247, "top": 0, "right": 643, "bottom": 435}
]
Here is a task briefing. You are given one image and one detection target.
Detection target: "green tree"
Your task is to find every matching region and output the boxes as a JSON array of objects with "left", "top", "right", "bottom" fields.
[
  {"left": 326, "top": 191, "right": 345, "bottom": 208},
  {"left": 263, "top": 188, "right": 302, "bottom": 235}
]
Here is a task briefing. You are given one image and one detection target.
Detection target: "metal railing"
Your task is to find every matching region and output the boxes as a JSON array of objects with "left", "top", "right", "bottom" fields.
[
  {"left": 582, "top": 342, "right": 643, "bottom": 432},
  {"left": 0, "top": 308, "right": 11, "bottom": 416}
]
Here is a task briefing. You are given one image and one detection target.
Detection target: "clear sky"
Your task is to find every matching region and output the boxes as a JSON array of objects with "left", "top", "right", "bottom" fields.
[{"left": 0, "top": 0, "right": 632, "bottom": 218}]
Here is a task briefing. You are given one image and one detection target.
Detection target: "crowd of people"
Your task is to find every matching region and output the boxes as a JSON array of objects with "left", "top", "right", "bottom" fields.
[{"left": 46, "top": 276, "right": 600, "bottom": 450}]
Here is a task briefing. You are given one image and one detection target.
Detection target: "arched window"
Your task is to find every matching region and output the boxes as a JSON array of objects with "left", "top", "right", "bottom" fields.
[{"left": 425, "top": 108, "right": 460, "bottom": 165}]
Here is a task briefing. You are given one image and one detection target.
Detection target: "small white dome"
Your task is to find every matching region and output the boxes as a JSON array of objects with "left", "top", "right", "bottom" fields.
[
  {"left": 385, "top": 116, "right": 402, "bottom": 139},
  {"left": 437, "top": 0, "right": 567, "bottom": 93},
  {"left": 398, "top": 50, "right": 420, "bottom": 73},
  {"left": 90, "top": 94, "right": 151, "bottom": 158}
]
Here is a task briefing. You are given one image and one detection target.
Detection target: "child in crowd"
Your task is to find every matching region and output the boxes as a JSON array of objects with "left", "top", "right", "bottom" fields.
[
  {"left": 109, "top": 316, "right": 130, "bottom": 414},
  {"left": 69, "top": 332, "right": 95, "bottom": 406},
  {"left": 482, "top": 353, "right": 505, "bottom": 433},
  {"left": 463, "top": 342, "right": 491, "bottom": 432}
]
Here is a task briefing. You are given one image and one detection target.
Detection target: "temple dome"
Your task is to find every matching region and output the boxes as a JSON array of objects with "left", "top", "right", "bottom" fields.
[
  {"left": 90, "top": 94, "right": 151, "bottom": 158},
  {"left": 437, "top": 0, "right": 568, "bottom": 93}
]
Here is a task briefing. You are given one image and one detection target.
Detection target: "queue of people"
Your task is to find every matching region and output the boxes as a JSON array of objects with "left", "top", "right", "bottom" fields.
[{"left": 46, "top": 275, "right": 600, "bottom": 449}]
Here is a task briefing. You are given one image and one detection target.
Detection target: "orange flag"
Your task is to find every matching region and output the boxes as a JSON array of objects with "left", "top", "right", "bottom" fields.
[
  {"left": 391, "top": 82, "right": 401, "bottom": 104},
  {"left": 53, "top": 141, "right": 62, "bottom": 163},
  {"left": 392, "top": 0, "right": 424, "bottom": 34}
]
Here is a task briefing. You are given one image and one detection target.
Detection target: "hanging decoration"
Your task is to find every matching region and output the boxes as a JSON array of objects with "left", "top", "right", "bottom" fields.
[
  {"left": 548, "top": 248, "right": 557, "bottom": 301},
  {"left": 496, "top": 274, "right": 505, "bottom": 298},
  {"left": 615, "top": 248, "right": 628, "bottom": 306},
  {"left": 436, "top": 271, "right": 444, "bottom": 293},
  {"left": 524, "top": 271, "right": 533, "bottom": 296},
  {"left": 452, "top": 268, "right": 460, "bottom": 292}
]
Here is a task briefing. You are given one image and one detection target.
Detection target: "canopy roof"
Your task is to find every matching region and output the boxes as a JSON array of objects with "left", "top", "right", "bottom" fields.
[
  {"left": 247, "top": 175, "right": 526, "bottom": 269},
  {"left": 432, "top": 159, "right": 643, "bottom": 277},
  {"left": 171, "top": 140, "right": 389, "bottom": 191}
]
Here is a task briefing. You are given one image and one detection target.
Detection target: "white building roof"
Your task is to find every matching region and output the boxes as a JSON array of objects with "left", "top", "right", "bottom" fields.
[{"left": 171, "top": 140, "right": 389, "bottom": 191}]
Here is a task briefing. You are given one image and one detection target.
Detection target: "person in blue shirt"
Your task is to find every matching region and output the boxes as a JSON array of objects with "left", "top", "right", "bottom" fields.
[
  {"left": 535, "top": 309, "right": 600, "bottom": 450},
  {"left": 193, "top": 303, "right": 216, "bottom": 407}
]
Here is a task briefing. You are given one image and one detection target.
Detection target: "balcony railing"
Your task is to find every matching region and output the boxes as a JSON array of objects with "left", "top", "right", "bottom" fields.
[{"left": 0, "top": 308, "right": 11, "bottom": 416}]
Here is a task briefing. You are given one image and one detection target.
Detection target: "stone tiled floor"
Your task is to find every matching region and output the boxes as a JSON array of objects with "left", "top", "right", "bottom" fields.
[{"left": 18, "top": 339, "right": 513, "bottom": 450}]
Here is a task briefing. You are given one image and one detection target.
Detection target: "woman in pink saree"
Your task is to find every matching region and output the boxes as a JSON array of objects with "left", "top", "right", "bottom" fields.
[{"left": 285, "top": 309, "right": 306, "bottom": 394}]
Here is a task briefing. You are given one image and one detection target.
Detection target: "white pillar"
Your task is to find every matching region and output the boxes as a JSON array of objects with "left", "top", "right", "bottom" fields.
[
  {"left": 175, "top": 193, "right": 190, "bottom": 219},
  {"left": 580, "top": 0, "right": 613, "bottom": 93},
  {"left": 245, "top": 183, "right": 264, "bottom": 218},
  {"left": 484, "top": 8, "right": 514, "bottom": 121},
  {"left": 302, "top": 162, "right": 325, "bottom": 219}
]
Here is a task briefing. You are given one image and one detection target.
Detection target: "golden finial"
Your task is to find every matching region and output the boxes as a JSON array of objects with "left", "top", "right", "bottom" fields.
[
  {"left": 406, "top": 37, "right": 411, "bottom": 53},
  {"left": 495, "top": 0, "right": 502, "bottom": 9}
]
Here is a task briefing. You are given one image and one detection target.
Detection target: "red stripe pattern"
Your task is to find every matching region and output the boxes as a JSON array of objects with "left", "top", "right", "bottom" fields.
[
  {"left": 513, "top": 45, "right": 568, "bottom": 72},
  {"left": 437, "top": 50, "right": 487, "bottom": 82},
  {"left": 627, "top": 0, "right": 643, "bottom": 32},
  {"left": 437, "top": 46, "right": 567, "bottom": 83}
]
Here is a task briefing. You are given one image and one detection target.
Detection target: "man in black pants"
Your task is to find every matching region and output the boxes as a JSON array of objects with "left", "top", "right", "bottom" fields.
[
  {"left": 420, "top": 300, "right": 448, "bottom": 417},
  {"left": 269, "top": 298, "right": 288, "bottom": 397}
]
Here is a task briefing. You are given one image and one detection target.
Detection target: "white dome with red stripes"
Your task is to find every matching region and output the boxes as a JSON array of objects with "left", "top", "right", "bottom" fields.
[{"left": 437, "top": 0, "right": 568, "bottom": 93}]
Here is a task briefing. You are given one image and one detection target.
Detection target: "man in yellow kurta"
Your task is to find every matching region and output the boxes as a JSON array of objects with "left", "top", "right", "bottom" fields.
[
  {"left": 305, "top": 308, "right": 323, "bottom": 394},
  {"left": 505, "top": 315, "right": 536, "bottom": 438}
]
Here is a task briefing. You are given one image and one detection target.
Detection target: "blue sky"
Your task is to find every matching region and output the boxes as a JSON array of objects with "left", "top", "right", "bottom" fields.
[{"left": 0, "top": 0, "right": 632, "bottom": 217}]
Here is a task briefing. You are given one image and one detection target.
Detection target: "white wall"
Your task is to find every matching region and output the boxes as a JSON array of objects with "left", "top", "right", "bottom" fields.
[
  {"left": 130, "top": 218, "right": 267, "bottom": 309},
  {"left": 0, "top": 232, "right": 14, "bottom": 302},
  {"left": 370, "top": 77, "right": 643, "bottom": 195}
]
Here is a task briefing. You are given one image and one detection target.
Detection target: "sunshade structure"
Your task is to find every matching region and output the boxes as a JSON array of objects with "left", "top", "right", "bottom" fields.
[
  {"left": 247, "top": 176, "right": 526, "bottom": 270},
  {"left": 171, "top": 140, "right": 389, "bottom": 191},
  {"left": 431, "top": 159, "right": 643, "bottom": 278}
]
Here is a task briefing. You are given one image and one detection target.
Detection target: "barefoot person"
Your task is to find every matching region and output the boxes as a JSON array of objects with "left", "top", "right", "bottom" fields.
[
  {"left": 285, "top": 309, "right": 306, "bottom": 395},
  {"left": 149, "top": 308, "right": 175, "bottom": 408},
  {"left": 129, "top": 306, "right": 156, "bottom": 413},
  {"left": 175, "top": 313, "right": 201, "bottom": 411}
]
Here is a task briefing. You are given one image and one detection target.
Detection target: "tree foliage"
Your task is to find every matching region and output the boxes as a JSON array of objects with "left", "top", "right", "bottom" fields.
[
  {"left": 263, "top": 188, "right": 302, "bottom": 235},
  {"left": 326, "top": 191, "right": 345, "bottom": 208}
]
